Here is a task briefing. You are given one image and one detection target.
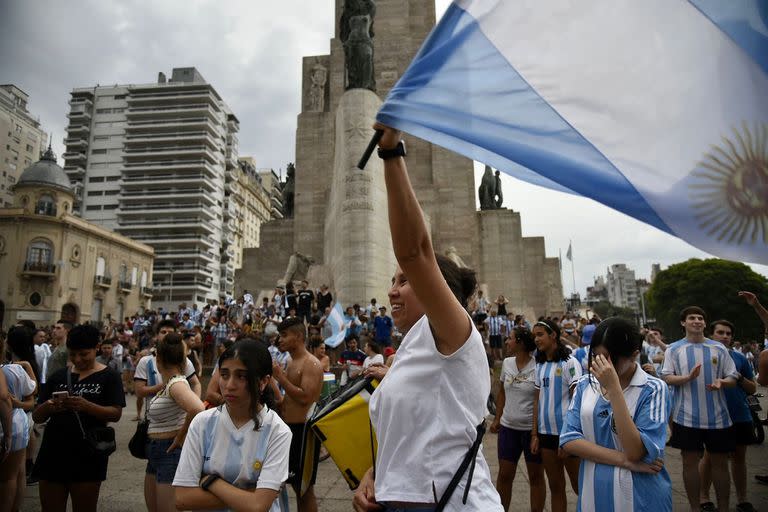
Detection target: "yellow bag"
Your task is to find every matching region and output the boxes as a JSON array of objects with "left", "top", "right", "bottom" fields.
[{"left": 310, "top": 376, "right": 378, "bottom": 489}]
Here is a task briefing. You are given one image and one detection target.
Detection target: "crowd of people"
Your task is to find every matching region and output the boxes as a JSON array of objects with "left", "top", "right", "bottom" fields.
[{"left": 1, "top": 122, "right": 768, "bottom": 512}]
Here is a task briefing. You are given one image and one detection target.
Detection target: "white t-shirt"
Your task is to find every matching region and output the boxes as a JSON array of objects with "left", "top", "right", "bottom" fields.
[
  {"left": 363, "top": 354, "right": 384, "bottom": 370},
  {"left": 369, "top": 315, "right": 502, "bottom": 510},
  {"left": 134, "top": 355, "right": 196, "bottom": 388},
  {"left": 499, "top": 357, "right": 537, "bottom": 430},
  {"left": 0, "top": 364, "right": 36, "bottom": 451},
  {"left": 173, "top": 405, "right": 291, "bottom": 512}
]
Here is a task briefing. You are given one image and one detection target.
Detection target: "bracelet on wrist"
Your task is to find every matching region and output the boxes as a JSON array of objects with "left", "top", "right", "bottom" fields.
[{"left": 201, "top": 474, "right": 220, "bottom": 491}]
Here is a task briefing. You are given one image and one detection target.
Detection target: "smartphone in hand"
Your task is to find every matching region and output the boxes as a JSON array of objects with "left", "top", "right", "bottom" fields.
[{"left": 52, "top": 391, "right": 69, "bottom": 401}]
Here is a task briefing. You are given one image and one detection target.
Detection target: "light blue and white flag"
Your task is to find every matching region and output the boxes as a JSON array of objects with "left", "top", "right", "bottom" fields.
[
  {"left": 323, "top": 302, "right": 347, "bottom": 348},
  {"left": 377, "top": 0, "right": 768, "bottom": 264}
]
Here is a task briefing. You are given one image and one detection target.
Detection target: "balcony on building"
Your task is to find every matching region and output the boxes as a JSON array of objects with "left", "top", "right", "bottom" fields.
[
  {"left": 120, "top": 173, "right": 216, "bottom": 189},
  {"left": 94, "top": 275, "right": 112, "bottom": 288},
  {"left": 62, "top": 151, "right": 87, "bottom": 164},
  {"left": 141, "top": 286, "right": 155, "bottom": 297},
  {"left": 127, "top": 87, "right": 218, "bottom": 107},
  {"left": 69, "top": 95, "right": 93, "bottom": 107},
  {"left": 63, "top": 136, "right": 89, "bottom": 149},
  {"left": 22, "top": 261, "right": 56, "bottom": 278},
  {"left": 63, "top": 165, "right": 86, "bottom": 179},
  {"left": 125, "top": 104, "right": 218, "bottom": 123},
  {"left": 67, "top": 105, "right": 92, "bottom": 121},
  {"left": 118, "top": 280, "right": 133, "bottom": 292},
  {"left": 66, "top": 124, "right": 90, "bottom": 136},
  {"left": 121, "top": 159, "right": 220, "bottom": 178}
]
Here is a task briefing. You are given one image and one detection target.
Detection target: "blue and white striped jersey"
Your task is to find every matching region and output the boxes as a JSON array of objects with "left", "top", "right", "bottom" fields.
[
  {"left": 0, "top": 364, "right": 36, "bottom": 451},
  {"left": 535, "top": 357, "right": 582, "bottom": 435},
  {"left": 560, "top": 368, "right": 672, "bottom": 512},
  {"left": 485, "top": 315, "right": 503, "bottom": 336},
  {"left": 661, "top": 338, "right": 738, "bottom": 429},
  {"left": 572, "top": 347, "right": 590, "bottom": 373}
]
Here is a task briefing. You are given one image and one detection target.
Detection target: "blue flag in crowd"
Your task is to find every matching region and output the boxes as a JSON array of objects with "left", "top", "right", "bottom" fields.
[
  {"left": 324, "top": 302, "right": 347, "bottom": 348},
  {"left": 377, "top": 0, "right": 768, "bottom": 265}
]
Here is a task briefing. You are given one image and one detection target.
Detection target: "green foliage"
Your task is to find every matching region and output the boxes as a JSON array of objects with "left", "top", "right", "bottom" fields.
[
  {"left": 591, "top": 301, "right": 637, "bottom": 323},
  {"left": 646, "top": 258, "right": 768, "bottom": 341}
]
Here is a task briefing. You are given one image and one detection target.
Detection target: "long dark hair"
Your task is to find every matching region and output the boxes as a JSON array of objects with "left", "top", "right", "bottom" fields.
[
  {"left": 533, "top": 319, "right": 570, "bottom": 363},
  {"left": 218, "top": 338, "right": 275, "bottom": 430},
  {"left": 7, "top": 326, "right": 41, "bottom": 383},
  {"left": 435, "top": 253, "right": 477, "bottom": 308}
]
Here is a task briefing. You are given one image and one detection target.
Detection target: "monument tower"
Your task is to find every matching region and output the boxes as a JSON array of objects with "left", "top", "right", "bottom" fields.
[{"left": 238, "top": 0, "right": 564, "bottom": 317}]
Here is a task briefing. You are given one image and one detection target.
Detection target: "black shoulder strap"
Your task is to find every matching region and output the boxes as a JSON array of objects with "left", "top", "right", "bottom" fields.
[
  {"left": 66, "top": 369, "right": 87, "bottom": 439},
  {"left": 434, "top": 420, "right": 486, "bottom": 512}
]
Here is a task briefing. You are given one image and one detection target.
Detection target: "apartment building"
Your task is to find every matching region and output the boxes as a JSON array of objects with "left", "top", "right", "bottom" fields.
[
  {"left": 0, "top": 85, "right": 48, "bottom": 207},
  {"left": 231, "top": 157, "right": 277, "bottom": 269},
  {"left": 606, "top": 263, "right": 640, "bottom": 311},
  {"left": 61, "top": 67, "right": 239, "bottom": 309}
]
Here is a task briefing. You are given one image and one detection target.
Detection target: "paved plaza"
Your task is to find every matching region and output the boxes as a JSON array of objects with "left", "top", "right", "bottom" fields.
[{"left": 22, "top": 389, "right": 768, "bottom": 511}]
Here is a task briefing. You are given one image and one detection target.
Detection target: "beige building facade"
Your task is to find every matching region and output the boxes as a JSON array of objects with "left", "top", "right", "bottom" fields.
[
  {"left": 0, "top": 85, "right": 48, "bottom": 208},
  {"left": 230, "top": 157, "right": 275, "bottom": 270},
  {"left": 0, "top": 149, "right": 154, "bottom": 328}
]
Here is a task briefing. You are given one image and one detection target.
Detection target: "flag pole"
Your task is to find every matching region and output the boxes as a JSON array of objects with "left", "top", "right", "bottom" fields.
[
  {"left": 570, "top": 239, "right": 577, "bottom": 297},
  {"left": 357, "top": 130, "right": 384, "bottom": 170}
]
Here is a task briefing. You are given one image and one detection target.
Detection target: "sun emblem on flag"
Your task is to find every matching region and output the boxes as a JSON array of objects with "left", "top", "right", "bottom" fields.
[{"left": 690, "top": 123, "right": 768, "bottom": 245}]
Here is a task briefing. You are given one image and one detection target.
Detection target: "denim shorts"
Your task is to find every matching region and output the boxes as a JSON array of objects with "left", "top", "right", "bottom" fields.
[{"left": 145, "top": 438, "right": 182, "bottom": 484}]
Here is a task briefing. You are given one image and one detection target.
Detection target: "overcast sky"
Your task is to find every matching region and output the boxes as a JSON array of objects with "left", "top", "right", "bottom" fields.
[{"left": 2, "top": 0, "right": 765, "bottom": 298}]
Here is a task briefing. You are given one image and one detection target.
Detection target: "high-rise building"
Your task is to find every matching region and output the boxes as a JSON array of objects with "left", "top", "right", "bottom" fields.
[
  {"left": 0, "top": 85, "right": 48, "bottom": 207},
  {"left": 606, "top": 263, "right": 639, "bottom": 311},
  {"left": 61, "top": 68, "right": 239, "bottom": 309}
]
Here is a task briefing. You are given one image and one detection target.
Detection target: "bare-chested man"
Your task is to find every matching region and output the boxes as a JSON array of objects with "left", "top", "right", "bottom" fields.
[{"left": 272, "top": 317, "right": 323, "bottom": 512}]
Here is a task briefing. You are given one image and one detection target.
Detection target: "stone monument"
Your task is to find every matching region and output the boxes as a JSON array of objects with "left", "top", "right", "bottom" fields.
[{"left": 236, "top": 0, "right": 564, "bottom": 317}]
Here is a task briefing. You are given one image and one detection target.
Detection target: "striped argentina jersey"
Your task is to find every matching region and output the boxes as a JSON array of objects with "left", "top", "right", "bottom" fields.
[
  {"left": 485, "top": 315, "right": 503, "bottom": 336},
  {"left": 535, "top": 357, "right": 582, "bottom": 435},
  {"left": 661, "top": 338, "right": 738, "bottom": 429},
  {"left": 173, "top": 405, "right": 292, "bottom": 512},
  {"left": 560, "top": 368, "right": 672, "bottom": 512}
]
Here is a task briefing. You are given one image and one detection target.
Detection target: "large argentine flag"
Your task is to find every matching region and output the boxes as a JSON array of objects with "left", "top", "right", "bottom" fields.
[
  {"left": 377, "top": 0, "right": 768, "bottom": 264},
  {"left": 323, "top": 302, "right": 347, "bottom": 348}
]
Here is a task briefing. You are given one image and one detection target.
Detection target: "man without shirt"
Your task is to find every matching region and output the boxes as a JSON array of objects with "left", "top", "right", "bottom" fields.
[
  {"left": 698, "top": 318, "right": 757, "bottom": 512},
  {"left": 271, "top": 317, "right": 323, "bottom": 512},
  {"left": 661, "top": 306, "right": 739, "bottom": 512}
]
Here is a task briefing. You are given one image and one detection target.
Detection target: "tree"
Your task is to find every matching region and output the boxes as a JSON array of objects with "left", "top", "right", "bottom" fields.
[{"left": 646, "top": 258, "right": 768, "bottom": 342}]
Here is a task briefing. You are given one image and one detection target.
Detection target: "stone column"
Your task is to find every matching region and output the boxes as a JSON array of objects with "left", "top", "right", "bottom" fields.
[{"left": 324, "top": 89, "right": 396, "bottom": 306}]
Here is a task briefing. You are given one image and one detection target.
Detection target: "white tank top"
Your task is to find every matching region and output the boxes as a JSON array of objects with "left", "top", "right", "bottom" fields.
[
  {"left": 369, "top": 315, "right": 503, "bottom": 510},
  {"left": 147, "top": 375, "right": 189, "bottom": 434}
]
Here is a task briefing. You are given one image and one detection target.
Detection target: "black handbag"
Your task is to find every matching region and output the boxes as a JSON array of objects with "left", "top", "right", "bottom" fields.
[
  {"left": 67, "top": 370, "right": 117, "bottom": 458},
  {"left": 129, "top": 395, "right": 152, "bottom": 459}
]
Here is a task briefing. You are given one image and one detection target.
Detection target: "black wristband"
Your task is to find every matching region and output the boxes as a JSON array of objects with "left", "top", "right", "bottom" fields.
[
  {"left": 201, "top": 474, "right": 220, "bottom": 491},
  {"left": 377, "top": 140, "right": 407, "bottom": 160}
]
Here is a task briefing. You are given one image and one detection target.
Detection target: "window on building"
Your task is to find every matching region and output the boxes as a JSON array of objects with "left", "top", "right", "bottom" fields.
[
  {"left": 26, "top": 144, "right": 33, "bottom": 152},
  {"left": 91, "top": 149, "right": 107, "bottom": 155},
  {"left": 131, "top": 266, "right": 138, "bottom": 285},
  {"left": 103, "top": 204, "right": 118, "bottom": 210},
  {"left": 87, "top": 191, "right": 103, "bottom": 196},
  {"left": 119, "top": 263, "right": 128, "bottom": 283},
  {"left": 95, "top": 256, "right": 106, "bottom": 277},
  {"left": 86, "top": 205, "right": 101, "bottom": 211},
  {"left": 35, "top": 194, "right": 56, "bottom": 216},
  {"left": 140, "top": 270, "right": 148, "bottom": 288},
  {"left": 96, "top": 108, "right": 112, "bottom": 114},
  {"left": 106, "top": 176, "right": 120, "bottom": 181},
  {"left": 14, "top": 125, "right": 22, "bottom": 134},
  {"left": 104, "top": 190, "right": 119, "bottom": 195},
  {"left": 26, "top": 239, "right": 53, "bottom": 270},
  {"left": 93, "top": 135, "right": 109, "bottom": 141},
  {"left": 88, "top": 177, "right": 105, "bottom": 183}
]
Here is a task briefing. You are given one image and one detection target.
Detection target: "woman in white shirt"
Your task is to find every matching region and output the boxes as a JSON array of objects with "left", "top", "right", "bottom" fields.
[
  {"left": 354, "top": 124, "right": 503, "bottom": 511},
  {"left": 490, "top": 327, "right": 545, "bottom": 512},
  {"left": 362, "top": 340, "right": 384, "bottom": 370},
  {"left": 174, "top": 339, "right": 292, "bottom": 512},
  {"left": 144, "top": 333, "right": 204, "bottom": 512},
  {"left": 1, "top": 328, "right": 37, "bottom": 512}
]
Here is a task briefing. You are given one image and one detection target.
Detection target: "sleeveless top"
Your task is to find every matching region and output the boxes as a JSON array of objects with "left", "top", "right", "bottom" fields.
[
  {"left": 369, "top": 315, "right": 503, "bottom": 510},
  {"left": 1, "top": 364, "right": 36, "bottom": 451},
  {"left": 147, "top": 375, "right": 189, "bottom": 434}
]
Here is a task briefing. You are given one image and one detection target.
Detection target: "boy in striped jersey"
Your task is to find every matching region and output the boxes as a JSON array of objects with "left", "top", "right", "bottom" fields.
[
  {"left": 661, "top": 306, "right": 738, "bottom": 512},
  {"left": 484, "top": 309, "right": 504, "bottom": 362}
]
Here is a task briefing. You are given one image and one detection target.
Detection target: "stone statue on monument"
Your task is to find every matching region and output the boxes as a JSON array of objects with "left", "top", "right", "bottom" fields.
[
  {"left": 308, "top": 59, "right": 327, "bottom": 112},
  {"left": 494, "top": 169, "right": 504, "bottom": 208},
  {"left": 279, "top": 252, "right": 315, "bottom": 287},
  {"left": 445, "top": 246, "right": 469, "bottom": 268},
  {"left": 282, "top": 163, "right": 295, "bottom": 218},
  {"left": 478, "top": 165, "right": 497, "bottom": 210},
  {"left": 340, "top": 0, "right": 376, "bottom": 91}
]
